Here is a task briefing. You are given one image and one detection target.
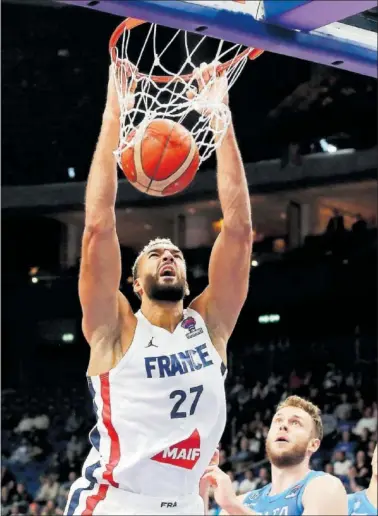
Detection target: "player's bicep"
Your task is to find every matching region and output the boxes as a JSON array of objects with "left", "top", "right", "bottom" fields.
[
  {"left": 79, "top": 226, "right": 122, "bottom": 343},
  {"left": 201, "top": 227, "right": 252, "bottom": 338},
  {"left": 303, "top": 476, "right": 348, "bottom": 515}
]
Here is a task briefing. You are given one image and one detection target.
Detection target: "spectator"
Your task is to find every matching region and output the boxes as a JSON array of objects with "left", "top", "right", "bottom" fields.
[
  {"left": 14, "top": 413, "right": 34, "bottom": 435},
  {"left": 324, "top": 463, "right": 334, "bottom": 475},
  {"left": 33, "top": 412, "right": 50, "bottom": 432},
  {"left": 334, "top": 430, "right": 357, "bottom": 459},
  {"left": 356, "top": 428, "right": 372, "bottom": 454},
  {"left": 2, "top": 486, "right": 11, "bottom": 510},
  {"left": 28, "top": 502, "right": 40, "bottom": 515},
  {"left": 321, "top": 404, "right": 338, "bottom": 442},
  {"left": 41, "top": 499, "right": 58, "bottom": 516},
  {"left": 334, "top": 393, "right": 352, "bottom": 421},
  {"left": 354, "top": 450, "right": 371, "bottom": 481},
  {"left": 9, "top": 438, "right": 33, "bottom": 465},
  {"left": 231, "top": 437, "right": 253, "bottom": 464},
  {"left": 11, "top": 483, "right": 32, "bottom": 506},
  {"left": 255, "top": 467, "right": 270, "bottom": 489},
  {"left": 59, "top": 471, "right": 77, "bottom": 493},
  {"left": 332, "top": 450, "right": 353, "bottom": 477},
  {"left": 289, "top": 370, "right": 303, "bottom": 391},
  {"left": 65, "top": 435, "right": 84, "bottom": 463},
  {"left": 35, "top": 476, "right": 60, "bottom": 504},
  {"left": 64, "top": 411, "right": 82, "bottom": 434},
  {"left": 239, "top": 470, "right": 258, "bottom": 494},
  {"left": 9, "top": 502, "right": 23, "bottom": 515},
  {"left": 353, "top": 407, "right": 377, "bottom": 436},
  {"left": 352, "top": 214, "right": 368, "bottom": 235}
]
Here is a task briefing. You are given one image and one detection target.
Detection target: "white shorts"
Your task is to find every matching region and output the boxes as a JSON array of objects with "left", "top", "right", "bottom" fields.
[{"left": 65, "top": 479, "right": 205, "bottom": 515}]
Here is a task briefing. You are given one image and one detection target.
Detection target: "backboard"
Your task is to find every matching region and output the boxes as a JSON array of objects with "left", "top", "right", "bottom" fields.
[{"left": 58, "top": 0, "right": 377, "bottom": 77}]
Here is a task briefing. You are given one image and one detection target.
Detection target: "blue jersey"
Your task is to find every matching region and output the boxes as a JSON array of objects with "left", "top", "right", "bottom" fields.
[
  {"left": 242, "top": 470, "right": 326, "bottom": 515},
  {"left": 348, "top": 490, "right": 377, "bottom": 515}
]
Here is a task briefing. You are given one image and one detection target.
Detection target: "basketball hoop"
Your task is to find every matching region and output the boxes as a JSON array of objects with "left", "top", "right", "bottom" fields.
[{"left": 109, "top": 17, "right": 263, "bottom": 165}]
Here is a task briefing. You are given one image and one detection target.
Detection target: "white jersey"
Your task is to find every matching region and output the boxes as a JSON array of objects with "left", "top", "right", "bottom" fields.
[{"left": 66, "top": 308, "right": 227, "bottom": 513}]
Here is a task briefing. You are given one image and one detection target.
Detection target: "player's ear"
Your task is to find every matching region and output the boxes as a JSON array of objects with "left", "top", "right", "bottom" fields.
[
  {"left": 308, "top": 438, "right": 320, "bottom": 455},
  {"left": 133, "top": 279, "right": 143, "bottom": 298},
  {"left": 185, "top": 281, "right": 190, "bottom": 297}
]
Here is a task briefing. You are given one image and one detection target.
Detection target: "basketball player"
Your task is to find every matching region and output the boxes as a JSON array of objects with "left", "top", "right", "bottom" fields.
[
  {"left": 65, "top": 62, "right": 252, "bottom": 515},
  {"left": 200, "top": 396, "right": 348, "bottom": 515},
  {"left": 348, "top": 445, "right": 377, "bottom": 515}
]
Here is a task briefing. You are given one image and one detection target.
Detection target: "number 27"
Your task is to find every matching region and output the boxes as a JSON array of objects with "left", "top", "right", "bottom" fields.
[{"left": 170, "top": 385, "right": 203, "bottom": 419}]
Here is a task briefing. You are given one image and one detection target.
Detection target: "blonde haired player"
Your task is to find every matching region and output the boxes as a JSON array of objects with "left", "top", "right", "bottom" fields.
[
  {"left": 64, "top": 63, "right": 252, "bottom": 515},
  {"left": 201, "top": 396, "right": 348, "bottom": 515},
  {"left": 348, "top": 445, "right": 377, "bottom": 515}
]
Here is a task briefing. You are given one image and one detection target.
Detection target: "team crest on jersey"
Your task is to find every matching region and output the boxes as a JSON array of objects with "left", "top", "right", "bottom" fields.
[
  {"left": 151, "top": 429, "right": 201, "bottom": 470},
  {"left": 353, "top": 500, "right": 361, "bottom": 511},
  {"left": 285, "top": 484, "right": 302, "bottom": 499},
  {"left": 181, "top": 317, "right": 203, "bottom": 339},
  {"left": 247, "top": 491, "right": 261, "bottom": 502}
]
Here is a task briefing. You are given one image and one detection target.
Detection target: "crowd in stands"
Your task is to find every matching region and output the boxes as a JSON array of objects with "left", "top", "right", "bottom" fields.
[{"left": 2, "top": 335, "right": 376, "bottom": 515}]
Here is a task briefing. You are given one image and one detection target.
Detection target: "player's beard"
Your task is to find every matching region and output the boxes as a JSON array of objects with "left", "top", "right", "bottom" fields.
[
  {"left": 265, "top": 438, "right": 309, "bottom": 468},
  {"left": 144, "top": 274, "right": 186, "bottom": 302}
]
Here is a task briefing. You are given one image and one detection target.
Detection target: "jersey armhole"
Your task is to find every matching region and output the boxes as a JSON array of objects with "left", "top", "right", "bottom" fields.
[{"left": 187, "top": 307, "right": 228, "bottom": 378}]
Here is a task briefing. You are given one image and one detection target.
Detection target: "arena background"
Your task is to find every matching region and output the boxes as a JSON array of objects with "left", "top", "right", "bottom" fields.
[{"left": 2, "top": 1, "right": 377, "bottom": 514}]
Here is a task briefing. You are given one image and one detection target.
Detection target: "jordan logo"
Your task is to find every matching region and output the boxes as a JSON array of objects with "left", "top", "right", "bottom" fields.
[{"left": 145, "top": 337, "right": 158, "bottom": 348}]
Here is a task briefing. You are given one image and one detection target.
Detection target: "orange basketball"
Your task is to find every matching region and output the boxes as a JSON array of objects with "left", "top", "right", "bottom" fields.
[{"left": 120, "top": 119, "right": 200, "bottom": 197}]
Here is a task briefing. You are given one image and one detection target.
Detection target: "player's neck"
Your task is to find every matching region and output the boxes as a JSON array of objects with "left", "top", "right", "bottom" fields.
[
  {"left": 141, "top": 299, "right": 184, "bottom": 333},
  {"left": 270, "top": 463, "right": 310, "bottom": 496},
  {"left": 366, "top": 476, "right": 377, "bottom": 508}
]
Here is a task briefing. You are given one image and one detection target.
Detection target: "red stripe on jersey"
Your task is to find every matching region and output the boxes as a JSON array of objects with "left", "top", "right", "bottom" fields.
[
  {"left": 81, "top": 484, "right": 109, "bottom": 515},
  {"left": 100, "top": 373, "right": 121, "bottom": 488}
]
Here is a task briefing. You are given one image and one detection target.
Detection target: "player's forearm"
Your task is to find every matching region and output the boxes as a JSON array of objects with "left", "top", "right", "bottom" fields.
[
  {"left": 85, "top": 112, "right": 120, "bottom": 231},
  {"left": 215, "top": 120, "right": 252, "bottom": 234}
]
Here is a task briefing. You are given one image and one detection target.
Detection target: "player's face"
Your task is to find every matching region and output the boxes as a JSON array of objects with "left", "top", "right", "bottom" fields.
[
  {"left": 372, "top": 445, "right": 377, "bottom": 476},
  {"left": 265, "top": 407, "right": 320, "bottom": 468},
  {"left": 136, "top": 245, "right": 188, "bottom": 302}
]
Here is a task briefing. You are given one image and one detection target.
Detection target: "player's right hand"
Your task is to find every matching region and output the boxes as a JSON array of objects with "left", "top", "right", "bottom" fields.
[
  {"left": 105, "top": 62, "right": 137, "bottom": 118},
  {"left": 200, "top": 465, "right": 237, "bottom": 509}
]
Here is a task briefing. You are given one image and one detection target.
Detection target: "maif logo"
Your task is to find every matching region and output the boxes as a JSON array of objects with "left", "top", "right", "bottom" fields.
[{"left": 151, "top": 429, "right": 201, "bottom": 470}]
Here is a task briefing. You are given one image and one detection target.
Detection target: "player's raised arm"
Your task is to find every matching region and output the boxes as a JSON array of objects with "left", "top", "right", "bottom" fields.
[
  {"left": 191, "top": 64, "right": 252, "bottom": 349},
  {"left": 302, "top": 474, "right": 348, "bottom": 515},
  {"left": 202, "top": 466, "right": 258, "bottom": 516},
  {"left": 79, "top": 67, "right": 134, "bottom": 344}
]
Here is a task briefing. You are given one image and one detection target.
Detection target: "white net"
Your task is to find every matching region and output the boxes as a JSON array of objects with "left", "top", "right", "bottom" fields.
[{"left": 110, "top": 21, "right": 259, "bottom": 167}]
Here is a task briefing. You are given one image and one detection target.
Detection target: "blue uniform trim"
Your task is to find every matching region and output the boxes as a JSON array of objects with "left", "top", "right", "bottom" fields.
[
  {"left": 87, "top": 377, "right": 101, "bottom": 452},
  {"left": 66, "top": 461, "right": 101, "bottom": 515}
]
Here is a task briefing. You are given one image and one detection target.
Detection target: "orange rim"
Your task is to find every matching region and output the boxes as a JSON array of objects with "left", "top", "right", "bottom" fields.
[{"left": 109, "top": 17, "right": 264, "bottom": 84}]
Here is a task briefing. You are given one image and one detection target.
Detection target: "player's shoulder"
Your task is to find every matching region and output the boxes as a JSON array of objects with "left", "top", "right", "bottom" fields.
[{"left": 305, "top": 471, "right": 345, "bottom": 495}]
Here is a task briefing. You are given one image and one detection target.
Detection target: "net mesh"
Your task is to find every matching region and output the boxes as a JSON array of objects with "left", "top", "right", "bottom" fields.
[{"left": 110, "top": 22, "right": 254, "bottom": 166}]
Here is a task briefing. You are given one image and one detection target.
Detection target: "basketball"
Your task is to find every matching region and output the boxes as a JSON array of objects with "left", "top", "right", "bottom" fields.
[{"left": 120, "top": 119, "right": 200, "bottom": 197}]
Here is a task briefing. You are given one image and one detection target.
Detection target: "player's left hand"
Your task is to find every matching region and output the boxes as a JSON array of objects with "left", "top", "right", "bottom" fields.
[
  {"left": 200, "top": 465, "right": 237, "bottom": 509},
  {"left": 187, "top": 61, "right": 229, "bottom": 117}
]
